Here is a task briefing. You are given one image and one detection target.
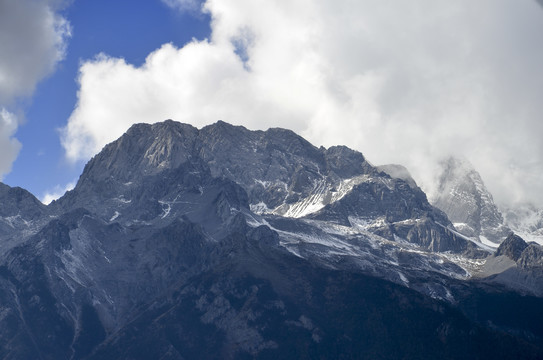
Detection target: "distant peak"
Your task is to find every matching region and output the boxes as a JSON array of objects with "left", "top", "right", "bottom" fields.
[
  {"left": 209, "top": 120, "right": 244, "bottom": 129},
  {"left": 495, "top": 232, "right": 528, "bottom": 261},
  {"left": 439, "top": 156, "right": 476, "bottom": 176}
]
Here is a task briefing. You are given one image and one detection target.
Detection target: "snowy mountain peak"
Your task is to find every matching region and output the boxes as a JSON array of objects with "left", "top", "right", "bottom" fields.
[
  {"left": 502, "top": 203, "right": 543, "bottom": 245},
  {"left": 431, "top": 156, "right": 509, "bottom": 244}
]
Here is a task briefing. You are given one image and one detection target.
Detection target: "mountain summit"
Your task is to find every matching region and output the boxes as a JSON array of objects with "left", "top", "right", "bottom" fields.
[
  {"left": 431, "top": 157, "right": 510, "bottom": 244},
  {"left": 0, "top": 120, "right": 542, "bottom": 359}
]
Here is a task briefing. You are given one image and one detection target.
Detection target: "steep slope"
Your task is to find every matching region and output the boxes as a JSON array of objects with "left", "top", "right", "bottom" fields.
[
  {"left": 87, "top": 239, "right": 543, "bottom": 360},
  {"left": 0, "top": 169, "right": 250, "bottom": 359},
  {"left": 431, "top": 157, "right": 509, "bottom": 244}
]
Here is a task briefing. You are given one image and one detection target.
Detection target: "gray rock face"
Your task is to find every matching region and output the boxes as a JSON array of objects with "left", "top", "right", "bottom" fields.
[
  {"left": 0, "top": 120, "right": 542, "bottom": 359},
  {"left": 0, "top": 183, "right": 46, "bottom": 220},
  {"left": 496, "top": 233, "right": 528, "bottom": 261},
  {"left": 518, "top": 244, "right": 543, "bottom": 269},
  {"left": 483, "top": 233, "right": 543, "bottom": 296},
  {"left": 432, "top": 157, "right": 509, "bottom": 243},
  {"left": 0, "top": 182, "right": 49, "bottom": 253}
]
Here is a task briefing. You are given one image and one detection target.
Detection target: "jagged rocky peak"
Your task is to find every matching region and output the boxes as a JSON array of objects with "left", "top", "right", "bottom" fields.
[
  {"left": 0, "top": 182, "right": 50, "bottom": 252},
  {"left": 494, "top": 231, "right": 543, "bottom": 268},
  {"left": 0, "top": 182, "right": 47, "bottom": 219},
  {"left": 64, "top": 120, "right": 377, "bottom": 217},
  {"left": 78, "top": 120, "right": 199, "bottom": 184},
  {"left": 431, "top": 156, "right": 509, "bottom": 244},
  {"left": 324, "top": 145, "right": 375, "bottom": 178},
  {"left": 495, "top": 233, "right": 528, "bottom": 261},
  {"left": 198, "top": 121, "right": 328, "bottom": 200}
]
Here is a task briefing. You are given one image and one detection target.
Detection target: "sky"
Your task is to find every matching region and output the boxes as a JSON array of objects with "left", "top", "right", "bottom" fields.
[{"left": 1, "top": 0, "right": 543, "bottom": 208}]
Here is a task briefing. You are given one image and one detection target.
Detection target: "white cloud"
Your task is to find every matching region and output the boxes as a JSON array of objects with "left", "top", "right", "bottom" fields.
[
  {"left": 41, "top": 180, "right": 76, "bottom": 205},
  {"left": 61, "top": 0, "right": 543, "bottom": 207},
  {"left": 0, "top": 108, "right": 21, "bottom": 179},
  {"left": 0, "top": 0, "right": 71, "bottom": 178}
]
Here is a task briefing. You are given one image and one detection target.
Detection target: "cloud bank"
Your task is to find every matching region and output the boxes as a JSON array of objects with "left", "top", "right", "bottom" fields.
[
  {"left": 61, "top": 0, "right": 543, "bottom": 207},
  {"left": 0, "top": 0, "right": 71, "bottom": 178}
]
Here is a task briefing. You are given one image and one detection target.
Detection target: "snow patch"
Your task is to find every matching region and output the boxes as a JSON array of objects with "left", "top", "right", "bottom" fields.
[
  {"left": 398, "top": 272, "right": 409, "bottom": 284},
  {"left": 115, "top": 196, "right": 131, "bottom": 204},
  {"left": 254, "top": 179, "right": 271, "bottom": 187},
  {"left": 256, "top": 175, "right": 373, "bottom": 219},
  {"left": 479, "top": 235, "right": 499, "bottom": 248},
  {"left": 159, "top": 201, "right": 171, "bottom": 218},
  {"left": 109, "top": 211, "right": 120, "bottom": 222},
  {"left": 250, "top": 202, "right": 271, "bottom": 214}
]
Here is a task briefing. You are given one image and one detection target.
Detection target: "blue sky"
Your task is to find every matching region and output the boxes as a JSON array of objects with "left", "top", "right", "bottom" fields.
[
  {"left": 2, "top": 0, "right": 210, "bottom": 201},
  {"left": 1, "top": 0, "right": 543, "bottom": 207}
]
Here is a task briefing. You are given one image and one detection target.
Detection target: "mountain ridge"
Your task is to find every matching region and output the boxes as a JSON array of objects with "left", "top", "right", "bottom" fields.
[{"left": 53, "top": 120, "right": 474, "bottom": 255}]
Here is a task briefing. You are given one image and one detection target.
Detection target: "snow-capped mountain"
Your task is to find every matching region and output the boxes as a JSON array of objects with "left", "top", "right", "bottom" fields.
[
  {"left": 502, "top": 203, "right": 543, "bottom": 245},
  {"left": 0, "top": 120, "right": 542, "bottom": 359},
  {"left": 430, "top": 157, "right": 510, "bottom": 245}
]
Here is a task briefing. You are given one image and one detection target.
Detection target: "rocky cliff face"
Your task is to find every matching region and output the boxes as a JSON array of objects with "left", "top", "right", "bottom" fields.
[
  {"left": 0, "top": 120, "right": 542, "bottom": 359},
  {"left": 0, "top": 183, "right": 49, "bottom": 253},
  {"left": 431, "top": 157, "right": 510, "bottom": 244},
  {"left": 495, "top": 233, "right": 529, "bottom": 261}
]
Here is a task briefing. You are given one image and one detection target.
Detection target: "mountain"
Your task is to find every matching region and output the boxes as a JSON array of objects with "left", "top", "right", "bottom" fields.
[
  {"left": 427, "top": 156, "right": 543, "bottom": 246},
  {"left": 480, "top": 233, "right": 543, "bottom": 296},
  {"left": 430, "top": 157, "right": 510, "bottom": 245},
  {"left": 0, "top": 120, "right": 542, "bottom": 359},
  {"left": 56, "top": 120, "right": 476, "bottom": 254},
  {"left": 502, "top": 203, "right": 543, "bottom": 245}
]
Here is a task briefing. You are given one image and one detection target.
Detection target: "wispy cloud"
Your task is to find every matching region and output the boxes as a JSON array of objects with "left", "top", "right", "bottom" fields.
[
  {"left": 160, "top": 0, "right": 202, "bottom": 13},
  {"left": 41, "top": 180, "right": 76, "bottom": 205}
]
